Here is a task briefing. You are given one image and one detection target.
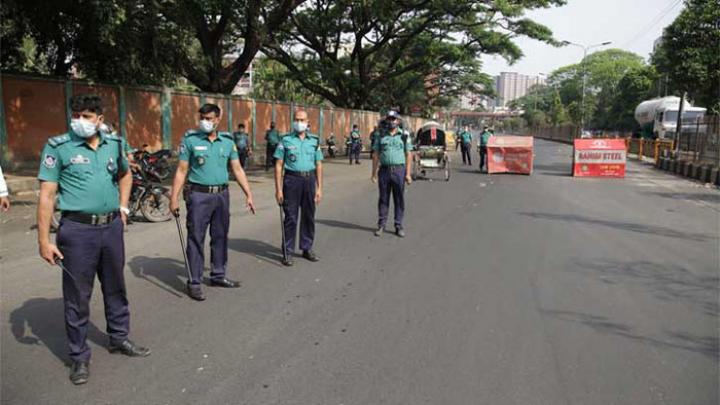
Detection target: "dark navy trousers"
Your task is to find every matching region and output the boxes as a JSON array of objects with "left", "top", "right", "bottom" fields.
[
  {"left": 377, "top": 165, "right": 405, "bottom": 229},
  {"left": 185, "top": 189, "right": 230, "bottom": 285},
  {"left": 349, "top": 143, "right": 361, "bottom": 163},
  {"left": 283, "top": 174, "right": 316, "bottom": 254},
  {"left": 460, "top": 142, "right": 472, "bottom": 165},
  {"left": 479, "top": 146, "right": 487, "bottom": 171},
  {"left": 56, "top": 216, "right": 129, "bottom": 362}
]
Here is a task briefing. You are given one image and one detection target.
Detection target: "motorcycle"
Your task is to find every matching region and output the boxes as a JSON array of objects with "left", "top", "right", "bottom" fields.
[
  {"left": 133, "top": 149, "right": 172, "bottom": 181},
  {"left": 128, "top": 167, "right": 172, "bottom": 223},
  {"left": 327, "top": 139, "right": 337, "bottom": 158}
]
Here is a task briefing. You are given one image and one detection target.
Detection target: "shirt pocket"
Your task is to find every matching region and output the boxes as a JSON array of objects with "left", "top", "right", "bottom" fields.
[{"left": 302, "top": 143, "right": 317, "bottom": 158}]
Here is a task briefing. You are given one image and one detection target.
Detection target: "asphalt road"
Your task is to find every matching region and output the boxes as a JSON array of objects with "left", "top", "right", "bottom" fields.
[{"left": 1, "top": 139, "right": 718, "bottom": 405}]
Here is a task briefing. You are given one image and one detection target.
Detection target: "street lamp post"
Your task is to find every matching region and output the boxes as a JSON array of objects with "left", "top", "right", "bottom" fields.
[{"left": 563, "top": 41, "right": 612, "bottom": 131}]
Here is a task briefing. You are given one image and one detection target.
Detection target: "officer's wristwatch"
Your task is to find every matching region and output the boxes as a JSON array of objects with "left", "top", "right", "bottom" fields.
[{"left": 120, "top": 206, "right": 130, "bottom": 216}]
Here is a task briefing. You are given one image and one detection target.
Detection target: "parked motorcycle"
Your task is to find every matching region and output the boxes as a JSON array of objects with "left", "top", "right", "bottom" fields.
[
  {"left": 133, "top": 149, "right": 172, "bottom": 181},
  {"left": 128, "top": 168, "right": 172, "bottom": 222}
]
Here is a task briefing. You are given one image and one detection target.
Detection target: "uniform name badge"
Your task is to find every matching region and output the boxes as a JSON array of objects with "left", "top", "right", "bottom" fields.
[{"left": 70, "top": 154, "right": 90, "bottom": 164}]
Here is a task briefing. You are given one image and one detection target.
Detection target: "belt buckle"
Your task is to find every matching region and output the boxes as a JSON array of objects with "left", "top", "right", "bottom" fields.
[
  {"left": 90, "top": 214, "right": 101, "bottom": 226},
  {"left": 210, "top": 186, "right": 219, "bottom": 193}
]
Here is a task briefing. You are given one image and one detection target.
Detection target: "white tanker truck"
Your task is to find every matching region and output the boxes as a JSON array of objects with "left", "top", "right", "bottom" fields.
[{"left": 634, "top": 96, "right": 706, "bottom": 139}]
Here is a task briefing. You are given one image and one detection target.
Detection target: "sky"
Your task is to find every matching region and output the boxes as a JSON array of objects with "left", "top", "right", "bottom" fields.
[{"left": 481, "top": 0, "right": 685, "bottom": 77}]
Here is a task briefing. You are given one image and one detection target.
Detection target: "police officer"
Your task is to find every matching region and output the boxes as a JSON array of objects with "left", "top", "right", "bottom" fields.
[
  {"left": 169, "top": 103, "right": 257, "bottom": 301},
  {"left": 478, "top": 126, "right": 492, "bottom": 172},
  {"left": 371, "top": 111, "right": 413, "bottom": 238},
  {"left": 265, "top": 121, "right": 281, "bottom": 171},
  {"left": 37, "top": 94, "right": 150, "bottom": 385},
  {"left": 233, "top": 123, "right": 252, "bottom": 169},
  {"left": 349, "top": 124, "right": 362, "bottom": 165},
  {"left": 458, "top": 125, "right": 473, "bottom": 165},
  {"left": 274, "top": 110, "right": 323, "bottom": 266}
]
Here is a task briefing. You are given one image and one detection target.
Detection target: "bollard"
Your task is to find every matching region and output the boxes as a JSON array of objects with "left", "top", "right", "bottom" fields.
[
  {"left": 669, "top": 159, "right": 677, "bottom": 173},
  {"left": 712, "top": 167, "right": 720, "bottom": 186},
  {"left": 682, "top": 161, "right": 692, "bottom": 177}
]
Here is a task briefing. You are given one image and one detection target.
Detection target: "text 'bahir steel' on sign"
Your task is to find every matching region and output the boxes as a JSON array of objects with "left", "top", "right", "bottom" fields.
[
  {"left": 573, "top": 139, "right": 626, "bottom": 178},
  {"left": 487, "top": 136, "right": 534, "bottom": 175}
]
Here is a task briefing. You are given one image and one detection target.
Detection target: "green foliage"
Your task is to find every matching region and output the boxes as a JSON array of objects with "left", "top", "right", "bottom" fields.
[
  {"left": 652, "top": 0, "right": 720, "bottom": 112},
  {"left": 250, "top": 57, "right": 324, "bottom": 104},
  {"left": 262, "top": 0, "right": 564, "bottom": 111}
]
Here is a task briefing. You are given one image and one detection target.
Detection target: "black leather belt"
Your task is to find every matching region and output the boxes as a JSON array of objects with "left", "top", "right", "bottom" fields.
[
  {"left": 380, "top": 164, "right": 405, "bottom": 169},
  {"left": 189, "top": 183, "right": 228, "bottom": 193},
  {"left": 285, "top": 170, "right": 315, "bottom": 177},
  {"left": 62, "top": 211, "right": 119, "bottom": 226}
]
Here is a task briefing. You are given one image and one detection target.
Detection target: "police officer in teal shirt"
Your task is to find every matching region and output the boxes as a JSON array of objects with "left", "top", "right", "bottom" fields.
[
  {"left": 458, "top": 125, "right": 473, "bottom": 165},
  {"left": 372, "top": 111, "right": 413, "bottom": 237},
  {"left": 36, "top": 94, "right": 150, "bottom": 385},
  {"left": 170, "top": 103, "right": 257, "bottom": 301},
  {"left": 274, "top": 109, "right": 323, "bottom": 266},
  {"left": 232, "top": 123, "right": 252, "bottom": 169}
]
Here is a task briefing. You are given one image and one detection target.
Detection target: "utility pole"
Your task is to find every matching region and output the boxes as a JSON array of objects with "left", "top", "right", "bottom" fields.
[
  {"left": 674, "top": 91, "right": 686, "bottom": 156},
  {"left": 563, "top": 41, "right": 612, "bottom": 131}
]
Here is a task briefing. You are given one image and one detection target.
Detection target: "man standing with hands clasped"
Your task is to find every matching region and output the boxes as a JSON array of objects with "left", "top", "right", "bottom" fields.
[
  {"left": 372, "top": 111, "right": 413, "bottom": 238},
  {"left": 169, "top": 103, "right": 256, "bottom": 301},
  {"left": 274, "top": 110, "right": 323, "bottom": 267}
]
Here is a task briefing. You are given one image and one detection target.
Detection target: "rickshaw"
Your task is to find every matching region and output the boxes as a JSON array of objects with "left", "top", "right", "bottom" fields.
[{"left": 411, "top": 121, "right": 450, "bottom": 182}]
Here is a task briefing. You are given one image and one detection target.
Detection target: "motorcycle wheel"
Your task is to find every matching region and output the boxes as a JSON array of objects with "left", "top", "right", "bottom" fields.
[{"left": 140, "top": 191, "right": 172, "bottom": 222}]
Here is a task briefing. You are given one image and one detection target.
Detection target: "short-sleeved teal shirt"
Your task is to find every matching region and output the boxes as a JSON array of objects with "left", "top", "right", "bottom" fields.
[
  {"left": 274, "top": 131, "right": 323, "bottom": 172},
  {"left": 178, "top": 130, "right": 239, "bottom": 186},
  {"left": 372, "top": 130, "right": 413, "bottom": 166},
  {"left": 265, "top": 129, "right": 281, "bottom": 146},
  {"left": 233, "top": 131, "right": 250, "bottom": 151},
  {"left": 459, "top": 130, "right": 473, "bottom": 145},
  {"left": 37, "top": 131, "right": 129, "bottom": 214},
  {"left": 480, "top": 131, "right": 492, "bottom": 146}
]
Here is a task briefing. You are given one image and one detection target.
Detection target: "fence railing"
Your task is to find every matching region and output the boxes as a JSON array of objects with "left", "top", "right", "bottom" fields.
[{"left": 530, "top": 115, "right": 719, "bottom": 168}]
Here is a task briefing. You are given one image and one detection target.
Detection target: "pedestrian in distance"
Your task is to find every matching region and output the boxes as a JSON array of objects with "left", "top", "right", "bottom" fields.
[
  {"left": 369, "top": 125, "right": 381, "bottom": 160},
  {"left": 349, "top": 124, "right": 362, "bottom": 164},
  {"left": 478, "top": 126, "right": 492, "bottom": 173},
  {"left": 265, "top": 121, "right": 281, "bottom": 171},
  {"left": 169, "top": 103, "right": 257, "bottom": 301},
  {"left": 274, "top": 110, "right": 323, "bottom": 266},
  {"left": 233, "top": 123, "right": 252, "bottom": 169},
  {"left": 372, "top": 111, "right": 413, "bottom": 238},
  {"left": 36, "top": 94, "right": 150, "bottom": 385},
  {"left": 458, "top": 125, "right": 473, "bottom": 165}
]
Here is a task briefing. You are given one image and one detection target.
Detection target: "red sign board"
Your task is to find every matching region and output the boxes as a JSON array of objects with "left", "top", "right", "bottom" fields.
[
  {"left": 573, "top": 139, "right": 626, "bottom": 178},
  {"left": 486, "top": 136, "right": 534, "bottom": 175}
]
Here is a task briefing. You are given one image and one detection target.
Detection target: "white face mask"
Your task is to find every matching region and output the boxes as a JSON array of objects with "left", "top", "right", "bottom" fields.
[
  {"left": 70, "top": 118, "right": 99, "bottom": 139},
  {"left": 293, "top": 121, "right": 308, "bottom": 133},
  {"left": 199, "top": 119, "right": 216, "bottom": 134}
]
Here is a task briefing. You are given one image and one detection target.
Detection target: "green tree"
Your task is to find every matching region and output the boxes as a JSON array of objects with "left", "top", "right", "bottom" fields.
[
  {"left": 262, "top": 0, "right": 564, "bottom": 110},
  {"left": 250, "top": 57, "right": 325, "bottom": 104},
  {"left": 652, "top": 0, "right": 720, "bottom": 112}
]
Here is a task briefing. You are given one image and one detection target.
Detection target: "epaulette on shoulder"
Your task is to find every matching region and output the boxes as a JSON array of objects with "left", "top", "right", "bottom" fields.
[
  {"left": 308, "top": 132, "right": 320, "bottom": 139},
  {"left": 184, "top": 130, "right": 201, "bottom": 138},
  {"left": 47, "top": 133, "right": 71, "bottom": 147},
  {"left": 218, "top": 131, "right": 234, "bottom": 140},
  {"left": 104, "top": 133, "right": 122, "bottom": 142}
]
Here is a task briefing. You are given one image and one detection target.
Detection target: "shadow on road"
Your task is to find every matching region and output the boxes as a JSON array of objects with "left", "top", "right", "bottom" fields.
[
  {"left": 541, "top": 308, "right": 719, "bottom": 358},
  {"left": 8, "top": 297, "right": 106, "bottom": 365},
  {"left": 574, "top": 258, "right": 719, "bottom": 317},
  {"left": 316, "top": 218, "right": 376, "bottom": 233},
  {"left": 228, "top": 238, "right": 284, "bottom": 265},
  {"left": 127, "top": 256, "right": 187, "bottom": 297},
  {"left": 519, "top": 212, "right": 711, "bottom": 242}
]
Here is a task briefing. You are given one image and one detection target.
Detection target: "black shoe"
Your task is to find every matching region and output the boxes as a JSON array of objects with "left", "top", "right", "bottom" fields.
[
  {"left": 210, "top": 278, "right": 241, "bottom": 288},
  {"left": 281, "top": 257, "right": 294, "bottom": 266},
  {"left": 108, "top": 339, "right": 151, "bottom": 357},
  {"left": 302, "top": 250, "right": 319, "bottom": 262},
  {"left": 69, "top": 361, "right": 89, "bottom": 385},
  {"left": 186, "top": 284, "right": 206, "bottom": 301},
  {"left": 355, "top": 161, "right": 361, "bottom": 164},
  {"left": 374, "top": 227, "right": 384, "bottom": 237},
  {"left": 396, "top": 228, "right": 406, "bottom": 238}
]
